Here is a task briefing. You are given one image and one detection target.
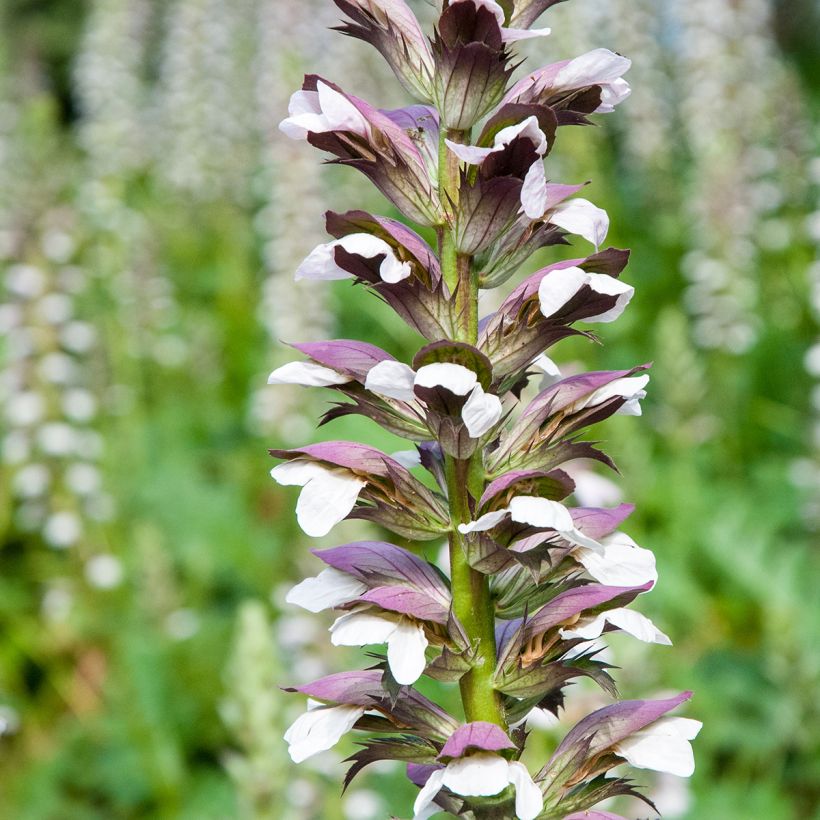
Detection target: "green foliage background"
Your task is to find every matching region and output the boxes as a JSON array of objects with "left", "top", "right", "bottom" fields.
[{"left": 0, "top": 1, "right": 818, "bottom": 818}]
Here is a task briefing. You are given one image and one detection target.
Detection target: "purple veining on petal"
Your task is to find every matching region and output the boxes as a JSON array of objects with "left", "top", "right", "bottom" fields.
[
  {"left": 360, "top": 585, "right": 450, "bottom": 624},
  {"left": 271, "top": 441, "right": 406, "bottom": 478},
  {"left": 480, "top": 469, "right": 576, "bottom": 508},
  {"left": 291, "top": 339, "right": 395, "bottom": 382},
  {"left": 315, "top": 541, "right": 450, "bottom": 606},
  {"left": 563, "top": 813, "right": 630, "bottom": 820},
  {"left": 438, "top": 721, "right": 516, "bottom": 759},
  {"left": 551, "top": 691, "right": 694, "bottom": 760},
  {"left": 570, "top": 504, "right": 635, "bottom": 538},
  {"left": 521, "top": 582, "right": 653, "bottom": 639}
]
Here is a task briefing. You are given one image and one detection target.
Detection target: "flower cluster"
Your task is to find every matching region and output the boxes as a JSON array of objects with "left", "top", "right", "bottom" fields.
[{"left": 269, "top": 2, "right": 698, "bottom": 817}]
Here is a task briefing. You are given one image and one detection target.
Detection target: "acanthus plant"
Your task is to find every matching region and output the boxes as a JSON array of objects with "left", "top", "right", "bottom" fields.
[{"left": 268, "top": 1, "right": 700, "bottom": 817}]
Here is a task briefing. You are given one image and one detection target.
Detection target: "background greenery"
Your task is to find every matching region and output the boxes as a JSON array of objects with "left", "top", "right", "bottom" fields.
[{"left": 0, "top": 1, "right": 818, "bottom": 818}]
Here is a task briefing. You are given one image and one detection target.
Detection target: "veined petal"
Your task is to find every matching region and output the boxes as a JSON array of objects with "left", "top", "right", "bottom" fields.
[
  {"left": 538, "top": 266, "right": 588, "bottom": 318},
  {"left": 412, "top": 768, "right": 446, "bottom": 819},
  {"left": 554, "top": 49, "right": 632, "bottom": 92},
  {"left": 330, "top": 608, "right": 399, "bottom": 647},
  {"left": 462, "top": 384, "right": 503, "bottom": 438},
  {"left": 442, "top": 752, "right": 510, "bottom": 797},
  {"left": 508, "top": 496, "right": 575, "bottom": 531},
  {"left": 387, "top": 619, "right": 429, "bottom": 685},
  {"left": 295, "top": 241, "right": 352, "bottom": 281},
  {"left": 271, "top": 461, "right": 366, "bottom": 537},
  {"left": 560, "top": 607, "right": 671, "bottom": 645},
  {"left": 316, "top": 80, "right": 370, "bottom": 136},
  {"left": 506, "top": 761, "right": 544, "bottom": 820},
  {"left": 268, "top": 360, "right": 352, "bottom": 387},
  {"left": 365, "top": 360, "right": 417, "bottom": 401},
  {"left": 286, "top": 567, "right": 368, "bottom": 613},
  {"left": 583, "top": 272, "right": 635, "bottom": 323},
  {"left": 521, "top": 160, "right": 548, "bottom": 220},
  {"left": 550, "top": 199, "right": 609, "bottom": 250},
  {"left": 284, "top": 703, "right": 365, "bottom": 763},
  {"left": 501, "top": 26, "right": 551, "bottom": 42},
  {"left": 577, "top": 374, "right": 650, "bottom": 413},
  {"left": 414, "top": 363, "right": 478, "bottom": 396},
  {"left": 457, "top": 509, "right": 510, "bottom": 534},
  {"left": 574, "top": 532, "right": 658, "bottom": 586},
  {"left": 614, "top": 716, "right": 702, "bottom": 777}
]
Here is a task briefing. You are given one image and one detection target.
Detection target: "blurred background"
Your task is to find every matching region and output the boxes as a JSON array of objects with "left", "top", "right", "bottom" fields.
[{"left": 0, "top": 0, "right": 818, "bottom": 817}]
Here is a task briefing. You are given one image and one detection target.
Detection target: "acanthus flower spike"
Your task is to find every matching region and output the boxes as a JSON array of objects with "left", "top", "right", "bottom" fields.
[{"left": 272, "top": 2, "right": 697, "bottom": 816}]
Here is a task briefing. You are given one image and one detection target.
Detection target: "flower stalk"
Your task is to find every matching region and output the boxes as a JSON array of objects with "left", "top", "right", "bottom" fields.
[{"left": 270, "top": 2, "right": 699, "bottom": 817}]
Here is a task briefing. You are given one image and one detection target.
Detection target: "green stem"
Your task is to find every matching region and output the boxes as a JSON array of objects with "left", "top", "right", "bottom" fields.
[
  {"left": 446, "top": 455, "right": 506, "bottom": 727},
  {"left": 438, "top": 125, "right": 505, "bottom": 730}
]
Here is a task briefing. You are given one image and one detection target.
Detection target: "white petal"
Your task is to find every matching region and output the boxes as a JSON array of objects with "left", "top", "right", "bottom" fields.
[
  {"left": 533, "top": 353, "right": 561, "bottom": 378},
  {"left": 537, "top": 266, "right": 588, "bottom": 318},
  {"left": 446, "top": 139, "right": 495, "bottom": 164},
  {"left": 271, "top": 462, "right": 365, "bottom": 538},
  {"left": 457, "top": 509, "right": 510, "bottom": 534},
  {"left": 330, "top": 609, "right": 398, "bottom": 647},
  {"left": 442, "top": 752, "right": 509, "bottom": 797},
  {"left": 338, "top": 233, "right": 411, "bottom": 283},
  {"left": 583, "top": 272, "right": 635, "bottom": 323},
  {"left": 279, "top": 91, "right": 321, "bottom": 140},
  {"left": 521, "top": 160, "right": 548, "bottom": 220},
  {"left": 580, "top": 375, "right": 650, "bottom": 412},
  {"left": 284, "top": 703, "right": 364, "bottom": 763},
  {"left": 414, "top": 363, "right": 477, "bottom": 396},
  {"left": 561, "top": 608, "right": 671, "bottom": 645},
  {"left": 413, "top": 769, "right": 445, "bottom": 820},
  {"left": 550, "top": 199, "right": 609, "bottom": 250},
  {"left": 598, "top": 77, "right": 632, "bottom": 112},
  {"left": 295, "top": 241, "right": 351, "bottom": 281},
  {"left": 508, "top": 497, "right": 575, "bottom": 531},
  {"left": 614, "top": 717, "right": 702, "bottom": 777},
  {"left": 554, "top": 49, "right": 632, "bottom": 91},
  {"left": 506, "top": 761, "right": 544, "bottom": 820},
  {"left": 387, "top": 619, "right": 428, "bottom": 685},
  {"left": 270, "top": 460, "right": 328, "bottom": 487},
  {"left": 365, "top": 360, "right": 417, "bottom": 401},
  {"left": 286, "top": 567, "right": 367, "bottom": 613},
  {"left": 501, "top": 26, "right": 551, "bottom": 42},
  {"left": 316, "top": 81, "right": 369, "bottom": 136},
  {"left": 574, "top": 533, "right": 657, "bottom": 586},
  {"left": 462, "top": 385, "right": 503, "bottom": 438},
  {"left": 268, "top": 361, "right": 351, "bottom": 387}
]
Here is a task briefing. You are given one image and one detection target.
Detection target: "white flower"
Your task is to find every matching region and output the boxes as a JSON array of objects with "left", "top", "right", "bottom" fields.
[
  {"left": 413, "top": 753, "right": 543, "bottom": 820},
  {"left": 572, "top": 531, "right": 658, "bottom": 587},
  {"left": 461, "top": 384, "right": 503, "bottom": 438},
  {"left": 366, "top": 361, "right": 502, "bottom": 439},
  {"left": 459, "top": 498, "right": 602, "bottom": 551},
  {"left": 532, "top": 353, "right": 561, "bottom": 381},
  {"left": 286, "top": 567, "right": 367, "bottom": 613},
  {"left": 330, "top": 608, "right": 428, "bottom": 685},
  {"left": 280, "top": 81, "right": 369, "bottom": 141},
  {"left": 570, "top": 374, "right": 650, "bottom": 416},
  {"left": 284, "top": 701, "right": 365, "bottom": 763},
  {"left": 560, "top": 607, "right": 671, "bottom": 645},
  {"left": 270, "top": 461, "right": 366, "bottom": 537},
  {"left": 296, "top": 233, "right": 412, "bottom": 283},
  {"left": 547, "top": 200, "right": 610, "bottom": 251},
  {"left": 538, "top": 266, "right": 634, "bottom": 324},
  {"left": 446, "top": 116, "right": 549, "bottom": 165},
  {"left": 614, "top": 717, "right": 703, "bottom": 777},
  {"left": 268, "top": 361, "right": 352, "bottom": 387},
  {"left": 553, "top": 49, "right": 632, "bottom": 113},
  {"left": 365, "top": 360, "right": 417, "bottom": 401}
]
